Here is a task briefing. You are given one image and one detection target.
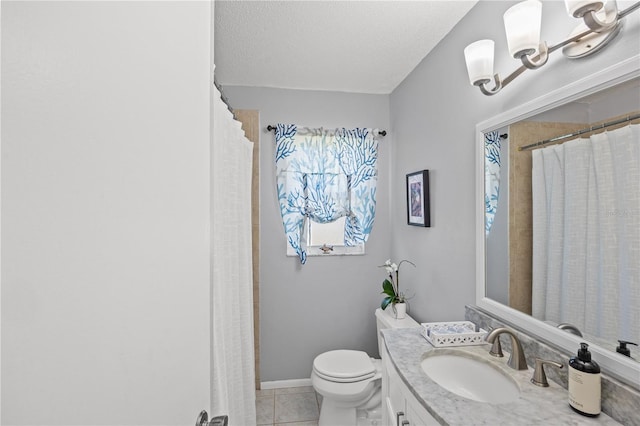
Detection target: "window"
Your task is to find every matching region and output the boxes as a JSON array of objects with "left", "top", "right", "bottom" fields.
[{"left": 286, "top": 217, "right": 365, "bottom": 257}]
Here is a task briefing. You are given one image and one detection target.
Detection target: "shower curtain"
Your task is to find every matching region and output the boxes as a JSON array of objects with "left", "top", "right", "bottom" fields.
[
  {"left": 532, "top": 124, "right": 639, "bottom": 344},
  {"left": 211, "top": 84, "right": 256, "bottom": 424}
]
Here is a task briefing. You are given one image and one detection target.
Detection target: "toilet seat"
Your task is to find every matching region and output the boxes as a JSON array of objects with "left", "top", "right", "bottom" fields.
[{"left": 313, "top": 350, "right": 376, "bottom": 383}]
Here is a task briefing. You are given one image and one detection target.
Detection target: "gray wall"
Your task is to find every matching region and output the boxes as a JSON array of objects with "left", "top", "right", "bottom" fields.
[
  {"left": 389, "top": 0, "right": 639, "bottom": 324},
  {"left": 222, "top": 87, "right": 391, "bottom": 382},
  {"left": 224, "top": 0, "right": 639, "bottom": 382}
]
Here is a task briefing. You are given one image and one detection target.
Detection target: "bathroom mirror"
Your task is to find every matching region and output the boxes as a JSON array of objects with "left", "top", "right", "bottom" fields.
[{"left": 476, "top": 57, "right": 640, "bottom": 386}]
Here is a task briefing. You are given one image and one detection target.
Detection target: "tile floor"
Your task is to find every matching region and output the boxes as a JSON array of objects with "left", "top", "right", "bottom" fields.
[{"left": 256, "top": 386, "right": 321, "bottom": 426}]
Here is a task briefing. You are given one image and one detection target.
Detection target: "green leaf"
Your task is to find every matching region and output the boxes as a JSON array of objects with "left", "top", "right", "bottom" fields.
[
  {"left": 381, "top": 296, "right": 393, "bottom": 310},
  {"left": 381, "top": 279, "right": 396, "bottom": 297}
]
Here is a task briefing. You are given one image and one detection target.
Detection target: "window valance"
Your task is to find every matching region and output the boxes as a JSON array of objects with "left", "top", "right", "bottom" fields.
[{"left": 274, "top": 124, "right": 379, "bottom": 263}]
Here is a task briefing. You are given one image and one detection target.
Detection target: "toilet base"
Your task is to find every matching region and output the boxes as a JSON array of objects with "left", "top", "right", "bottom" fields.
[
  {"left": 317, "top": 388, "right": 382, "bottom": 426},
  {"left": 356, "top": 407, "right": 383, "bottom": 426},
  {"left": 319, "top": 400, "right": 356, "bottom": 426},
  {"left": 318, "top": 400, "right": 382, "bottom": 426}
]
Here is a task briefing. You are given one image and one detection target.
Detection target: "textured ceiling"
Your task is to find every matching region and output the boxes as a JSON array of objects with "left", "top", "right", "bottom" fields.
[{"left": 214, "top": 1, "right": 478, "bottom": 94}]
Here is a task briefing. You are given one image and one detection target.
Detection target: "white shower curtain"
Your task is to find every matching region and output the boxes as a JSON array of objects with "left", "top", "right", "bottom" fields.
[
  {"left": 211, "top": 84, "right": 256, "bottom": 424},
  {"left": 532, "top": 124, "right": 640, "bottom": 345}
]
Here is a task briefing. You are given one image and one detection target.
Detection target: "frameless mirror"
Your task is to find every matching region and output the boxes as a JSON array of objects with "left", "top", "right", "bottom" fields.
[{"left": 476, "top": 59, "right": 640, "bottom": 386}]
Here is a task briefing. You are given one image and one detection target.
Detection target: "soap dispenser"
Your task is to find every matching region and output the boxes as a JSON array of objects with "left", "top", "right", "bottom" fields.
[
  {"left": 616, "top": 340, "right": 638, "bottom": 357},
  {"left": 568, "top": 343, "right": 601, "bottom": 417}
]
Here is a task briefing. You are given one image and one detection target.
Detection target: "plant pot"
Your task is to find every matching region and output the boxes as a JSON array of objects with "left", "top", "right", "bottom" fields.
[{"left": 392, "top": 302, "right": 407, "bottom": 319}]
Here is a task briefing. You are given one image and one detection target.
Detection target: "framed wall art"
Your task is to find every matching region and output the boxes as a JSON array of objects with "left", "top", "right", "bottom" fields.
[{"left": 406, "top": 170, "right": 430, "bottom": 227}]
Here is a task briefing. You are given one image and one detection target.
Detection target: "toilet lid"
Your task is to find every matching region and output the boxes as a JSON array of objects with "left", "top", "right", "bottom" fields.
[{"left": 313, "top": 350, "right": 376, "bottom": 383}]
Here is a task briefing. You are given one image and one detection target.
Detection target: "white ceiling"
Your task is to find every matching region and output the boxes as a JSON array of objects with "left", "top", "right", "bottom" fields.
[{"left": 214, "top": 1, "right": 478, "bottom": 94}]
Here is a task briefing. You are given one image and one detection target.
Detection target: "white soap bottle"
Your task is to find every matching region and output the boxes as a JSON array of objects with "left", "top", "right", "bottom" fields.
[{"left": 568, "top": 342, "right": 601, "bottom": 417}]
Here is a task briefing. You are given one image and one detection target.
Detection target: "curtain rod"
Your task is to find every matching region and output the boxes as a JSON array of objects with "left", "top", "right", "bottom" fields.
[
  {"left": 266, "top": 124, "right": 386, "bottom": 137},
  {"left": 519, "top": 113, "right": 640, "bottom": 151}
]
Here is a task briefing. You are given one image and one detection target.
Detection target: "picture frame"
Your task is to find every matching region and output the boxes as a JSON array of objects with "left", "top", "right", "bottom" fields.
[{"left": 406, "top": 170, "right": 430, "bottom": 227}]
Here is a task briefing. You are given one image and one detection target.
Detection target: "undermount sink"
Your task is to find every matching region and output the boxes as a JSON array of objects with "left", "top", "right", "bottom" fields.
[{"left": 420, "top": 350, "right": 521, "bottom": 404}]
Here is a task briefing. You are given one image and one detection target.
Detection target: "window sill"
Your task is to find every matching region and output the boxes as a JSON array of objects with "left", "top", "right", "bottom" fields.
[{"left": 286, "top": 244, "right": 365, "bottom": 257}]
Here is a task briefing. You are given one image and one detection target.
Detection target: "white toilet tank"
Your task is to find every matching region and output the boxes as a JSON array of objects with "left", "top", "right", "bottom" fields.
[{"left": 375, "top": 307, "right": 419, "bottom": 356}]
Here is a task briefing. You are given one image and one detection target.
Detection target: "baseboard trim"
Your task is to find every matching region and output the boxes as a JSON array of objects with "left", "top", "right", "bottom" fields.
[{"left": 260, "top": 378, "right": 312, "bottom": 390}]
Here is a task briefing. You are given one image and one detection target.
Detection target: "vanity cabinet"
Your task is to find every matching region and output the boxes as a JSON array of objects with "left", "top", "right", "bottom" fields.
[{"left": 382, "top": 345, "right": 439, "bottom": 426}]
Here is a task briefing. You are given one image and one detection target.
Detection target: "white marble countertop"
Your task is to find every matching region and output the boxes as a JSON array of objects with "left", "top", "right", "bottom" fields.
[{"left": 382, "top": 327, "right": 620, "bottom": 425}]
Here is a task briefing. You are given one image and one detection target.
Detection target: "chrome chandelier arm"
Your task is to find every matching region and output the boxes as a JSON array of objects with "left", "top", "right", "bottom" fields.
[
  {"left": 583, "top": 10, "right": 617, "bottom": 31},
  {"left": 470, "top": 0, "right": 640, "bottom": 96},
  {"left": 547, "top": 28, "right": 593, "bottom": 53},
  {"left": 521, "top": 42, "right": 549, "bottom": 69},
  {"left": 581, "top": 1, "right": 640, "bottom": 31},
  {"left": 478, "top": 74, "right": 503, "bottom": 96},
  {"left": 618, "top": 1, "right": 640, "bottom": 18},
  {"left": 478, "top": 64, "right": 529, "bottom": 96},
  {"left": 578, "top": 0, "right": 619, "bottom": 31}
]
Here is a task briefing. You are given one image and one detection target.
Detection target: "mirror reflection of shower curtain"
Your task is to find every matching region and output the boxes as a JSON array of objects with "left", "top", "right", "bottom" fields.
[{"left": 532, "top": 124, "right": 639, "bottom": 345}]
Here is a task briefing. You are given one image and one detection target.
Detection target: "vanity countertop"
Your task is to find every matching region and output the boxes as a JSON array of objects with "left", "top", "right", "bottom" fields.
[{"left": 382, "top": 327, "right": 620, "bottom": 425}]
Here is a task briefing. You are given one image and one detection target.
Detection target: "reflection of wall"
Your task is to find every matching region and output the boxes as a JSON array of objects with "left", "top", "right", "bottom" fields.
[{"left": 508, "top": 121, "right": 583, "bottom": 314}]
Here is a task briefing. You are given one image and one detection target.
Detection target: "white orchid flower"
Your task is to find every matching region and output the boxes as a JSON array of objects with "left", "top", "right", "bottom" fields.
[
  {"left": 383, "top": 259, "right": 393, "bottom": 274},
  {"left": 379, "top": 258, "right": 416, "bottom": 311}
]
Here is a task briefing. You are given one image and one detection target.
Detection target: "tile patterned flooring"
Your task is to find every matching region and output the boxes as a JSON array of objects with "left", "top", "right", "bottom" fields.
[{"left": 256, "top": 386, "right": 321, "bottom": 426}]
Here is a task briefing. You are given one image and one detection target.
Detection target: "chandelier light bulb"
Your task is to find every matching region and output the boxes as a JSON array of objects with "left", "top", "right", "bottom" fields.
[
  {"left": 504, "top": 0, "right": 543, "bottom": 58},
  {"left": 464, "top": 40, "right": 495, "bottom": 86},
  {"left": 464, "top": 0, "right": 635, "bottom": 96}
]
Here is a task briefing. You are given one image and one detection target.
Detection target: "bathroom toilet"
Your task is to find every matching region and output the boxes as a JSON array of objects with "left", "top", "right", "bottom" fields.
[{"left": 311, "top": 308, "right": 419, "bottom": 426}]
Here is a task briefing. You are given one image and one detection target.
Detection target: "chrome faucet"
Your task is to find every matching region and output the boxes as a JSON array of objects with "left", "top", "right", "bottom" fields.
[
  {"left": 485, "top": 327, "right": 528, "bottom": 370},
  {"left": 557, "top": 323, "right": 583, "bottom": 337},
  {"left": 531, "top": 358, "right": 563, "bottom": 387}
]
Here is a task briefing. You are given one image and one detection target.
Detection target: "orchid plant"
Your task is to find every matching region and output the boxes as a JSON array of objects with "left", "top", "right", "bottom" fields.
[{"left": 379, "top": 259, "right": 416, "bottom": 310}]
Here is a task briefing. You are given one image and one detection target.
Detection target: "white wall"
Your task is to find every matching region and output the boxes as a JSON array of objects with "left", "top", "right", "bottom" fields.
[
  {"left": 1, "top": 2, "right": 212, "bottom": 424},
  {"left": 389, "top": 0, "right": 639, "bottom": 324},
  {"left": 221, "top": 87, "right": 391, "bottom": 382}
]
